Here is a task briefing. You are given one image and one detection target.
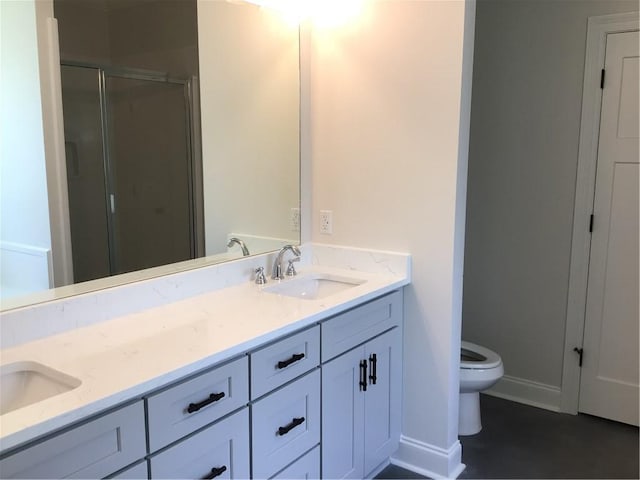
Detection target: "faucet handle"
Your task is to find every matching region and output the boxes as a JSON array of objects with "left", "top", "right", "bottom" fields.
[
  {"left": 255, "top": 267, "right": 267, "bottom": 284},
  {"left": 285, "top": 257, "right": 300, "bottom": 277}
]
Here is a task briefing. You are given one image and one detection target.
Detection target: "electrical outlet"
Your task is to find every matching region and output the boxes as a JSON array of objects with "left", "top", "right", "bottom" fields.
[
  {"left": 290, "top": 207, "right": 300, "bottom": 231},
  {"left": 320, "top": 210, "right": 333, "bottom": 235}
]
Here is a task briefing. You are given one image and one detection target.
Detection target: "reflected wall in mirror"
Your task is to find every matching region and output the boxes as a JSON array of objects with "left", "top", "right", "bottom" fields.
[{"left": 0, "top": 0, "right": 300, "bottom": 309}]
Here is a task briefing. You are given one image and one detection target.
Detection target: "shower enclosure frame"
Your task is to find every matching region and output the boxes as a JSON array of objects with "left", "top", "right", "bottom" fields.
[{"left": 60, "top": 61, "right": 203, "bottom": 276}]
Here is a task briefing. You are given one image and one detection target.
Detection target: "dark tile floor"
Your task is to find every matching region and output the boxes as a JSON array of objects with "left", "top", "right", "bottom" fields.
[{"left": 377, "top": 394, "right": 639, "bottom": 479}]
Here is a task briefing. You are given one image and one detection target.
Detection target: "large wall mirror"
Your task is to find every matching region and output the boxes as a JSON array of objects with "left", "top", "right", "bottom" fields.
[{"left": 0, "top": 0, "right": 300, "bottom": 310}]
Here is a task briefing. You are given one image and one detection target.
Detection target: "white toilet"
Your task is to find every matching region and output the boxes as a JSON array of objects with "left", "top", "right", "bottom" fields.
[{"left": 458, "top": 341, "right": 504, "bottom": 436}]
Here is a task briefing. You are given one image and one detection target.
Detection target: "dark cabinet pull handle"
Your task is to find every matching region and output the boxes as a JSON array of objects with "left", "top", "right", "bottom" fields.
[
  {"left": 277, "top": 416, "right": 305, "bottom": 436},
  {"left": 187, "top": 392, "right": 225, "bottom": 413},
  {"left": 203, "top": 465, "right": 227, "bottom": 479},
  {"left": 359, "top": 360, "right": 367, "bottom": 391},
  {"left": 369, "top": 353, "right": 377, "bottom": 385},
  {"left": 277, "top": 353, "right": 305, "bottom": 369}
]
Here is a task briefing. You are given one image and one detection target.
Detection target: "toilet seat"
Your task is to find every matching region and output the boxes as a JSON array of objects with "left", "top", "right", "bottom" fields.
[
  {"left": 459, "top": 341, "right": 504, "bottom": 435},
  {"left": 460, "top": 341, "right": 502, "bottom": 370}
]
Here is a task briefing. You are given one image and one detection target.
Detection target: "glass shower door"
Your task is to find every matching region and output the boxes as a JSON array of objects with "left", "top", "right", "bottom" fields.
[
  {"left": 60, "top": 65, "right": 111, "bottom": 283},
  {"left": 104, "top": 74, "right": 195, "bottom": 275},
  {"left": 60, "top": 65, "right": 196, "bottom": 281}
]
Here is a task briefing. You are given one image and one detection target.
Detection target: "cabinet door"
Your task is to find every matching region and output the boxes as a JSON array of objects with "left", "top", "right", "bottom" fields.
[
  {"left": 363, "top": 328, "right": 402, "bottom": 476},
  {"left": 149, "top": 408, "right": 249, "bottom": 479},
  {"left": 0, "top": 402, "right": 145, "bottom": 479},
  {"left": 321, "top": 346, "right": 365, "bottom": 480}
]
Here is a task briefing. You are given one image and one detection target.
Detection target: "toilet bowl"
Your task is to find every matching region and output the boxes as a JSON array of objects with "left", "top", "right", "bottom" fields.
[{"left": 458, "top": 341, "right": 503, "bottom": 436}]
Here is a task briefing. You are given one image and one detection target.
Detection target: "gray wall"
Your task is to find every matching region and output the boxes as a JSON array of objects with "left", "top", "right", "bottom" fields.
[{"left": 463, "top": 0, "right": 638, "bottom": 398}]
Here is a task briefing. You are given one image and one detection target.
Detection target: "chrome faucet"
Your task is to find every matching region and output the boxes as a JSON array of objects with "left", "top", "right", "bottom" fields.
[
  {"left": 272, "top": 245, "right": 301, "bottom": 280},
  {"left": 227, "top": 237, "right": 250, "bottom": 256},
  {"left": 254, "top": 267, "right": 267, "bottom": 284}
]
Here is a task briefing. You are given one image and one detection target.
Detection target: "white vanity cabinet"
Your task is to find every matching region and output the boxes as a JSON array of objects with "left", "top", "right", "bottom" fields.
[
  {"left": 250, "top": 327, "right": 321, "bottom": 479},
  {"left": 149, "top": 408, "right": 250, "bottom": 479},
  {"left": 250, "top": 326, "right": 320, "bottom": 400},
  {"left": 252, "top": 370, "right": 320, "bottom": 478},
  {"left": 321, "top": 291, "right": 403, "bottom": 479},
  {"left": 0, "top": 402, "right": 146, "bottom": 479},
  {"left": 0, "top": 289, "right": 404, "bottom": 480},
  {"left": 270, "top": 445, "right": 320, "bottom": 479},
  {"left": 145, "top": 356, "right": 250, "bottom": 479},
  {"left": 146, "top": 356, "right": 249, "bottom": 452},
  {"left": 108, "top": 461, "right": 149, "bottom": 479}
]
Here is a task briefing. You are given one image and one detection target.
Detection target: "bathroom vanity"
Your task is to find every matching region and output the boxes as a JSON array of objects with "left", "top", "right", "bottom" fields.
[{"left": 0, "top": 247, "right": 410, "bottom": 479}]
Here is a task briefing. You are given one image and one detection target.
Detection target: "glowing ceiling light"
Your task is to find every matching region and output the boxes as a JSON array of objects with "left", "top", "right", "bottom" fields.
[
  {"left": 307, "top": 0, "right": 365, "bottom": 28},
  {"left": 230, "top": 0, "right": 365, "bottom": 28}
]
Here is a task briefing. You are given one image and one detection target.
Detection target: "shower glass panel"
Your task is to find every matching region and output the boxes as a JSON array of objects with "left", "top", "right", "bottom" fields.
[
  {"left": 105, "top": 75, "right": 194, "bottom": 275},
  {"left": 60, "top": 65, "right": 110, "bottom": 283},
  {"left": 60, "top": 65, "right": 196, "bottom": 281}
]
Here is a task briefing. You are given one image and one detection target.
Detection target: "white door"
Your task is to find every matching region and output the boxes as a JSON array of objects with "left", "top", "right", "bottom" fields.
[{"left": 579, "top": 30, "right": 639, "bottom": 426}]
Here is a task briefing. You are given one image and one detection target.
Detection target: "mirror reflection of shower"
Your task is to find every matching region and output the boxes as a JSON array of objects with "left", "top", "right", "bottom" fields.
[
  {"left": 60, "top": 65, "right": 201, "bottom": 282},
  {"left": 55, "top": 0, "right": 203, "bottom": 283}
]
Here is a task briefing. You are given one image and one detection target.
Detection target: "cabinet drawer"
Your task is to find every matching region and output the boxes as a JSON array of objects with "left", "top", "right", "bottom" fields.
[
  {"left": 270, "top": 445, "right": 320, "bottom": 479},
  {"left": 149, "top": 408, "right": 249, "bottom": 479},
  {"left": 0, "top": 402, "right": 145, "bottom": 479},
  {"left": 252, "top": 370, "right": 320, "bottom": 479},
  {"left": 146, "top": 356, "right": 248, "bottom": 451},
  {"left": 251, "top": 325, "right": 320, "bottom": 399},
  {"left": 108, "top": 461, "right": 148, "bottom": 479},
  {"left": 321, "top": 290, "right": 402, "bottom": 361}
]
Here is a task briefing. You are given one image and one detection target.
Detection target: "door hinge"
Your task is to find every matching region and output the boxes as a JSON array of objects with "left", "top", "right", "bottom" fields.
[
  {"left": 573, "top": 347, "right": 584, "bottom": 367},
  {"left": 589, "top": 214, "right": 594, "bottom": 233},
  {"left": 600, "top": 69, "right": 605, "bottom": 89}
]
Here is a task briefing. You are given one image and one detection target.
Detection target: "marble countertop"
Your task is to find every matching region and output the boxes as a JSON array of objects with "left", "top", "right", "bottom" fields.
[{"left": 0, "top": 265, "right": 409, "bottom": 452}]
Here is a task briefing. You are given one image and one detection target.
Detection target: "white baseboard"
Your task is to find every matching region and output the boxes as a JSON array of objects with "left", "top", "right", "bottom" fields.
[
  {"left": 367, "top": 458, "right": 391, "bottom": 479},
  {"left": 485, "top": 374, "right": 562, "bottom": 412},
  {"left": 392, "top": 435, "right": 465, "bottom": 479}
]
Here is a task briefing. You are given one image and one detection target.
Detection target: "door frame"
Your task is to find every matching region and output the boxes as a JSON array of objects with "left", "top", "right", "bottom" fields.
[
  {"left": 40, "top": 14, "right": 75, "bottom": 288},
  {"left": 560, "top": 11, "right": 639, "bottom": 414}
]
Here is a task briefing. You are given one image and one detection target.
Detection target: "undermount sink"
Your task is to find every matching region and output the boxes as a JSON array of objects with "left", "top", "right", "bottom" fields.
[
  {"left": 264, "top": 273, "right": 366, "bottom": 300},
  {"left": 0, "top": 361, "right": 81, "bottom": 415}
]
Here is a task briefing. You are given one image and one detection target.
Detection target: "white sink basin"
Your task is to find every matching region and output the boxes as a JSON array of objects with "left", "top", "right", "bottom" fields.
[
  {"left": 0, "top": 361, "right": 81, "bottom": 415},
  {"left": 264, "top": 274, "right": 366, "bottom": 300}
]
